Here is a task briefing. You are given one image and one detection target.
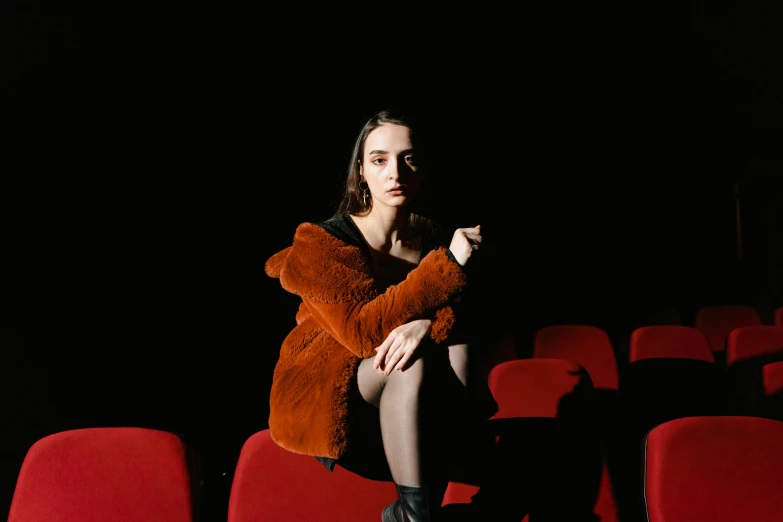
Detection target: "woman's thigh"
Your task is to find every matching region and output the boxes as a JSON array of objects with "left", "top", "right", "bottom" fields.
[
  {"left": 356, "top": 345, "right": 464, "bottom": 405},
  {"left": 337, "top": 358, "right": 390, "bottom": 479},
  {"left": 355, "top": 356, "right": 387, "bottom": 408},
  {"left": 447, "top": 343, "right": 470, "bottom": 387}
]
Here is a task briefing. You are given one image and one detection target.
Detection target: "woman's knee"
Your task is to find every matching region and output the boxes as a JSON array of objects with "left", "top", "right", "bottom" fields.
[
  {"left": 390, "top": 346, "right": 461, "bottom": 398},
  {"left": 387, "top": 350, "right": 427, "bottom": 387}
]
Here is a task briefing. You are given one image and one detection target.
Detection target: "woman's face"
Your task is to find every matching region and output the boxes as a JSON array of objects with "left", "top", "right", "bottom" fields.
[{"left": 360, "top": 123, "right": 421, "bottom": 209}]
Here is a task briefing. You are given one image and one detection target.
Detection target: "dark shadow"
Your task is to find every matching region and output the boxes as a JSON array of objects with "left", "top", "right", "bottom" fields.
[
  {"left": 593, "top": 388, "right": 619, "bottom": 428},
  {"left": 178, "top": 433, "right": 206, "bottom": 522},
  {"left": 614, "top": 358, "right": 727, "bottom": 522},
  {"left": 593, "top": 387, "right": 624, "bottom": 522},
  {"left": 0, "top": 327, "right": 62, "bottom": 519},
  {"left": 442, "top": 368, "right": 604, "bottom": 522},
  {"left": 712, "top": 349, "right": 728, "bottom": 368}
]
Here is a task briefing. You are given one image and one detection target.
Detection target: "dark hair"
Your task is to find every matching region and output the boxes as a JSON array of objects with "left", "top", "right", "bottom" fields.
[{"left": 332, "top": 108, "right": 431, "bottom": 219}]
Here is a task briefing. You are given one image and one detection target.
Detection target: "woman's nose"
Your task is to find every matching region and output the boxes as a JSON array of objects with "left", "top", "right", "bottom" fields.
[{"left": 386, "top": 160, "right": 399, "bottom": 179}]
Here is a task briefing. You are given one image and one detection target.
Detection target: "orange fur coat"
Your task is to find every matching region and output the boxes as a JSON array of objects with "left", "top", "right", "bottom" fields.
[{"left": 264, "top": 221, "right": 467, "bottom": 460}]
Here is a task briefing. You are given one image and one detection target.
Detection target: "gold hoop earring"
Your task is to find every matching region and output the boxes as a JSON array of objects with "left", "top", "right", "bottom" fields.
[{"left": 359, "top": 180, "right": 370, "bottom": 206}]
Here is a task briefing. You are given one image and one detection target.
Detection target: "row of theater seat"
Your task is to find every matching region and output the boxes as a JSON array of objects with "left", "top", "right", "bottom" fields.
[
  {"left": 485, "top": 305, "right": 783, "bottom": 386},
  {"left": 541, "top": 323, "right": 783, "bottom": 390},
  {"left": 443, "top": 356, "right": 783, "bottom": 522},
  {"left": 7, "top": 368, "right": 782, "bottom": 522},
  {"left": 456, "top": 304, "right": 783, "bottom": 521},
  {"left": 5, "top": 305, "right": 781, "bottom": 521}
]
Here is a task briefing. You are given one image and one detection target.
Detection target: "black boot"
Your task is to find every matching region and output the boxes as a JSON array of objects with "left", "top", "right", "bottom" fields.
[
  {"left": 381, "top": 498, "right": 405, "bottom": 522},
  {"left": 381, "top": 484, "right": 437, "bottom": 522}
]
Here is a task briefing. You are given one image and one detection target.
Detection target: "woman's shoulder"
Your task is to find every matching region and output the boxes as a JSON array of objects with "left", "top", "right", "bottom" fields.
[{"left": 270, "top": 219, "right": 374, "bottom": 297}]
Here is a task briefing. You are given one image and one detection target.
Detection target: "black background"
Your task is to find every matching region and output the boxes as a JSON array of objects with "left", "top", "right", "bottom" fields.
[{"left": 3, "top": 1, "right": 782, "bottom": 519}]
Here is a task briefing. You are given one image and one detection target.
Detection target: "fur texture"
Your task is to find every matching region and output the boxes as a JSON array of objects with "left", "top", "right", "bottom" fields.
[{"left": 265, "top": 222, "right": 467, "bottom": 460}]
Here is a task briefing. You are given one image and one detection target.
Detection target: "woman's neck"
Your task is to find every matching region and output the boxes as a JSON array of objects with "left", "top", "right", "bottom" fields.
[{"left": 354, "top": 207, "right": 413, "bottom": 249}]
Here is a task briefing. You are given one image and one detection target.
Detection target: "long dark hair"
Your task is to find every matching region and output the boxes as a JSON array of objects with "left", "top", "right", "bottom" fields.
[
  {"left": 332, "top": 108, "right": 442, "bottom": 244},
  {"left": 331, "top": 108, "right": 439, "bottom": 236},
  {"left": 334, "top": 108, "right": 425, "bottom": 213}
]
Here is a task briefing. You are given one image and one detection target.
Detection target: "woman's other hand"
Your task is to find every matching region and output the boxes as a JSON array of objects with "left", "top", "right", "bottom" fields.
[{"left": 449, "top": 225, "right": 481, "bottom": 266}]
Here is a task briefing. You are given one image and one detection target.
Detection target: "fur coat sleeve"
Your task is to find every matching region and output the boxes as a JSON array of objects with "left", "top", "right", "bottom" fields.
[{"left": 265, "top": 221, "right": 467, "bottom": 359}]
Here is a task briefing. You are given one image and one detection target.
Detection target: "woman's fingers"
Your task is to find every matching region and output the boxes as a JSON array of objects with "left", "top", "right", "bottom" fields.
[
  {"left": 393, "top": 350, "right": 415, "bottom": 372},
  {"left": 384, "top": 345, "right": 405, "bottom": 375}
]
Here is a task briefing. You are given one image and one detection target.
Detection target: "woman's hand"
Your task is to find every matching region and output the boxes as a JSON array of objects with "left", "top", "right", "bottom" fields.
[
  {"left": 374, "top": 319, "right": 433, "bottom": 374},
  {"left": 449, "top": 225, "right": 481, "bottom": 266}
]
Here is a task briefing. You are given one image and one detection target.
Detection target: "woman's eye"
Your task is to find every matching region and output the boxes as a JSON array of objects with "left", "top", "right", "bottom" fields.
[
  {"left": 372, "top": 158, "right": 386, "bottom": 165},
  {"left": 405, "top": 156, "right": 416, "bottom": 165}
]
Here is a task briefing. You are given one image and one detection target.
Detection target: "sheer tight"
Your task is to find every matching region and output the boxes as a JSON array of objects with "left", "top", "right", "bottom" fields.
[{"left": 355, "top": 343, "right": 471, "bottom": 488}]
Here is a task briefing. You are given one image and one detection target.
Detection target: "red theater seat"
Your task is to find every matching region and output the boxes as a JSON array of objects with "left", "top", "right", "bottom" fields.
[
  {"left": 533, "top": 325, "right": 619, "bottom": 391},
  {"left": 488, "top": 358, "right": 591, "bottom": 420},
  {"left": 761, "top": 361, "right": 783, "bottom": 420},
  {"left": 629, "top": 325, "right": 715, "bottom": 363},
  {"left": 617, "top": 330, "right": 725, "bottom": 521},
  {"left": 644, "top": 416, "right": 783, "bottom": 522},
  {"left": 774, "top": 306, "right": 783, "bottom": 326},
  {"left": 443, "top": 358, "right": 616, "bottom": 522},
  {"left": 227, "top": 429, "right": 396, "bottom": 522},
  {"left": 726, "top": 326, "right": 783, "bottom": 412},
  {"left": 727, "top": 326, "right": 783, "bottom": 366},
  {"left": 478, "top": 331, "right": 518, "bottom": 383},
  {"left": 763, "top": 360, "right": 783, "bottom": 397},
  {"left": 7, "top": 427, "right": 197, "bottom": 522},
  {"left": 695, "top": 305, "right": 762, "bottom": 353}
]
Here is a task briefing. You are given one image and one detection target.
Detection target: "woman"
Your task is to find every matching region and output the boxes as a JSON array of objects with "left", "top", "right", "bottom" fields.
[{"left": 264, "top": 108, "right": 492, "bottom": 522}]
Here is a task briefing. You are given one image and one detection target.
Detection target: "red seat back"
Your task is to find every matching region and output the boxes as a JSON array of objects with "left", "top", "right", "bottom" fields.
[
  {"left": 630, "top": 325, "right": 714, "bottom": 363},
  {"left": 8, "top": 427, "right": 195, "bottom": 522},
  {"left": 763, "top": 360, "right": 783, "bottom": 397},
  {"left": 727, "top": 326, "right": 783, "bottom": 367},
  {"left": 761, "top": 361, "right": 783, "bottom": 420},
  {"left": 227, "top": 429, "right": 396, "bottom": 522},
  {"left": 695, "top": 305, "right": 762, "bottom": 352},
  {"left": 725, "top": 327, "right": 783, "bottom": 413},
  {"left": 645, "top": 416, "right": 783, "bottom": 522},
  {"left": 488, "top": 358, "right": 591, "bottom": 419},
  {"left": 478, "top": 332, "right": 518, "bottom": 383},
  {"left": 533, "top": 325, "right": 619, "bottom": 390}
]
